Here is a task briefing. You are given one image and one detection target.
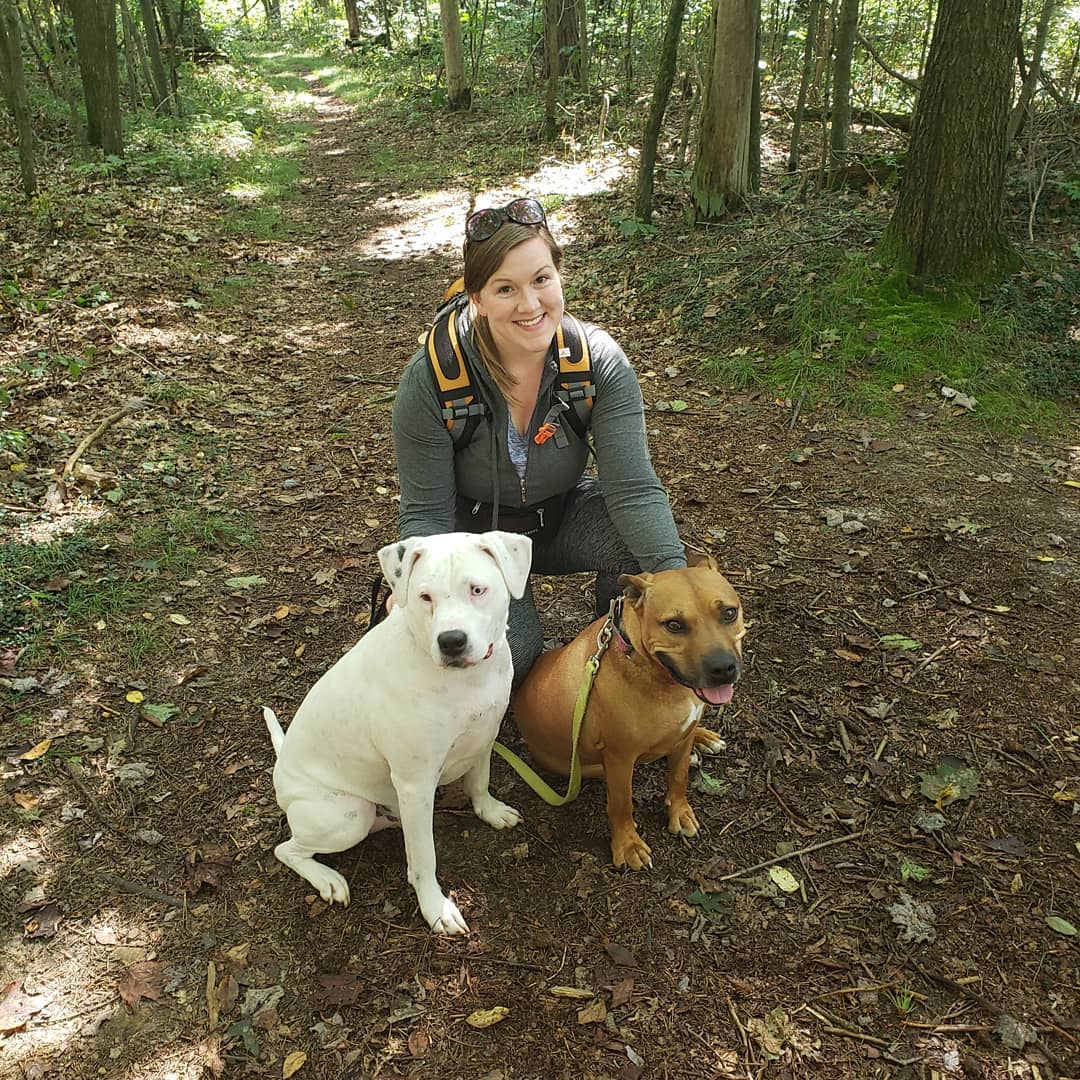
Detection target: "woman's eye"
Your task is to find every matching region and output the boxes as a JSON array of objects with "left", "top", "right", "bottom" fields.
[
  {"left": 471, "top": 585, "right": 487, "bottom": 597},
  {"left": 665, "top": 619, "right": 684, "bottom": 633},
  {"left": 721, "top": 607, "right": 738, "bottom": 623}
]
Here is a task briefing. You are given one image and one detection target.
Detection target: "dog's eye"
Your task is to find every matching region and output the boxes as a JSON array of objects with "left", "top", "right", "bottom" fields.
[
  {"left": 664, "top": 619, "right": 685, "bottom": 633},
  {"left": 419, "top": 592, "right": 432, "bottom": 603},
  {"left": 721, "top": 606, "right": 739, "bottom": 623},
  {"left": 471, "top": 585, "right": 487, "bottom": 597}
]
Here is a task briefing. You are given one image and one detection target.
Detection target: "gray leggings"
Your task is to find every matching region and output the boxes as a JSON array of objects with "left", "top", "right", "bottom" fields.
[{"left": 503, "top": 477, "right": 638, "bottom": 688}]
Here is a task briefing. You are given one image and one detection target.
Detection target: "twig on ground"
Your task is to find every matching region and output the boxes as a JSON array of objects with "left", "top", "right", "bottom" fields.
[
  {"left": 61, "top": 760, "right": 116, "bottom": 827},
  {"left": 910, "top": 962, "right": 1070, "bottom": 1072},
  {"left": 103, "top": 874, "right": 185, "bottom": 909},
  {"left": 709, "top": 829, "right": 869, "bottom": 882}
]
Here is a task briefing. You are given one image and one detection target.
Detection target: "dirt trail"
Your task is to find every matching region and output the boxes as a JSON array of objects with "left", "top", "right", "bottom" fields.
[{"left": 3, "top": 74, "right": 1079, "bottom": 1080}]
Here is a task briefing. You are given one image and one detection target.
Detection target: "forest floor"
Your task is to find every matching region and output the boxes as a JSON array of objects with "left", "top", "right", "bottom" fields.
[{"left": 2, "top": 53, "right": 1079, "bottom": 1080}]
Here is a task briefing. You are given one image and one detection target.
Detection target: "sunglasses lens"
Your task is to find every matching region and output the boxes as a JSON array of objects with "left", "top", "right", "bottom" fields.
[
  {"left": 507, "top": 198, "right": 546, "bottom": 226},
  {"left": 466, "top": 210, "right": 500, "bottom": 242}
]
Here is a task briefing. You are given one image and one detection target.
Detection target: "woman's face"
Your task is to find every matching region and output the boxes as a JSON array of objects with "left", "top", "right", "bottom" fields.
[{"left": 471, "top": 235, "right": 564, "bottom": 365}]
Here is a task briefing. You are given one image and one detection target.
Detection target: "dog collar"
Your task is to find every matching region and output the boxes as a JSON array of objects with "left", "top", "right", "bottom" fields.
[{"left": 610, "top": 596, "right": 634, "bottom": 657}]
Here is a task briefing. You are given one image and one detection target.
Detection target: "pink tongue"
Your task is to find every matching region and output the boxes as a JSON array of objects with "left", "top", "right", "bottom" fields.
[{"left": 699, "top": 684, "right": 734, "bottom": 706}]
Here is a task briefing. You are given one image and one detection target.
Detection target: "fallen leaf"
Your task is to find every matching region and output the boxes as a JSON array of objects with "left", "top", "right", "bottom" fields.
[
  {"left": 19, "top": 738, "right": 52, "bottom": 761},
  {"left": 407, "top": 1028, "right": 430, "bottom": 1057},
  {"left": 0, "top": 981, "right": 49, "bottom": 1033},
  {"left": 603, "top": 941, "right": 637, "bottom": 967},
  {"left": 119, "top": 961, "right": 168, "bottom": 1010},
  {"left": 1046, "top": 915, "right": 1076, "bottom": 936},
  {"left": 768, "top": 866, "right": 800, "bottom": 894},
  {"left": 577, "top": 998, "right": 607, "bottom": 1024},
  {"left": 282, "top": 1050, "right": 307, "bottom": 1077},
  {"left": 313, "top": 972, "right": 363, "bottom": 1008},
  {"left": 168, "top": 613, "right": 191, "bottom": 625},
  {"left": 610, "top": 977, "right": 634, "bottom": 1007},
  {"left": 465, "top": 1006, "right": 509, "bottom": 1028},
  {"left": 24, "top": 903, "right": 62, "bottom": 939},
  {"left": 125, "top": 690, "right": 145, "bottom": 704},
  {"left": 547, "top": 986, "right": 594, "bottom": 999},
  {"left": 225, "top": 575, "right": 267, "bottom": 590}
]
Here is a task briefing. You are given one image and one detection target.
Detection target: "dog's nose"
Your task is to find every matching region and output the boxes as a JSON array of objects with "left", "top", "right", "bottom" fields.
[
  {"left": 704, "top": 650, "right": 739, "bottom": 685},
  {"left": 437, "top": 630, "right": 469, "bottom": 658}
]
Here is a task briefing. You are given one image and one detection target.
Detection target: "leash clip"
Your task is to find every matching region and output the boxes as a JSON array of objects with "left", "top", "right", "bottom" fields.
[{"left": 533, "top": 422, "right": 559, "bottom": 445}]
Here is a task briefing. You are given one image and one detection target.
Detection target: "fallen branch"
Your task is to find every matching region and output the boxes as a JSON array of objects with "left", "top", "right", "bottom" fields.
[
  {"left": 710, "top": 829, "right": 869, "bottom": 882},
  {"left": 43, "top": 398, "right": 150, "bottom": 510}
]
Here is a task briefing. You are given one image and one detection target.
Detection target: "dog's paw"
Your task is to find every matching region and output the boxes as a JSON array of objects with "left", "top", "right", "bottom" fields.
[
  {"left": 309, "top": 864, "right": 351, "bottom": 906},
  {"left": 425, "top": 895, "right": 469, "bottom": 936},
  {"left": 612, "top": 832, "right": 653, "bottom": 871},
  {"left": 667, "top": 801, "right": 700, "bottom": 838},
  {"left": 473, "top": 795, "right": 522, "bottom": 830},
  {"left": 693, "top": 726, "right": 727, "bottom": 756}
]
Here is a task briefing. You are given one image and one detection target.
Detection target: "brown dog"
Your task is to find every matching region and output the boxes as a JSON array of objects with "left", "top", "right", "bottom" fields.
[{"left": 511, "top": 561, "right": 745, "bottom": 869}]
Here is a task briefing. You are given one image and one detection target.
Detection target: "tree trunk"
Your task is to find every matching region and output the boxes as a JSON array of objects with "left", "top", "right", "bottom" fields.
[
  {"left": 788, "top": 0, "right": 819, "bottom": 172},
  {"left": 828, "top": 0, "right": 859, "bottom": 179},
  {"left": 1006, "top": 0, "right": 1056, "bottom": 145},
  {"left": 878, "top": 0, "right": 1020, "bottom": 281},
  {"left": 70, "top": 0, "right": 124, "bottom": 156},
  {"left": 555, "top": 0, "right": 580, "bottom": 81},
  {"left": 690, "top": 0, "right": 759, "bottom": 220},
  {"left": 439, "top": 0, "right": 470, "bottom": 109},
  {"left": 117, "top": 0, "right": 143, "bottom": 106},
  {"left": 138, "top": 0, "right": 173, "bottom": 114},
  {"left": 0, "top": 0, "right": 37, "bottom": 193},
  {"left": 576, "top": 0, "right": 588, "bottom": 90},
  {"left": 543, "top": 0, "right": 558, "bottom": 139},
  {"left": 343, "top": 0, "right": 361, "bottom": 40},
  {"left": 635, "top": 0, "right": 687, "bottom": 222},
  {"left": 622, "top": 0, "right": 634, "bottom": 84}
]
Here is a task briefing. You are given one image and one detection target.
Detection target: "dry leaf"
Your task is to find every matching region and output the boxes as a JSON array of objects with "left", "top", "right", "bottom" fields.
[
  {"left": 0, "top": 981, "right": 49, "bottom": 1033},
  {"left": 407, "top": 1028, "right": 431, "bottom": 1057},
  {"left": 610, "top": 977, "right": 634, "bottom": 1007},
  {"left": 603, "top": 940, "right": 637, "bottom": 966},
  {"left": 548, "top": 986, "right": 594, "bottom": 999},
  {"left": 20, "top": 738, "right": 51, "bottom": 761},
  {"left": 465, "top": 1006, "right": 509, "bottom": 1028},
  {"left": 577, "top": 998, "right": 607, "bottom": 1025},
  {"left": 282, "top": 1050, "right": 307, "bottom": 1078},
  {"left": 119, "top": 961, "right": 167, "bottom": 1010}
]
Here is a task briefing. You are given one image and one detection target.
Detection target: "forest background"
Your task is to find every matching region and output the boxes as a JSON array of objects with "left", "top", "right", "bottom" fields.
[{"left": 1, "top": 0, "right": 1079, "bottom": 1078}]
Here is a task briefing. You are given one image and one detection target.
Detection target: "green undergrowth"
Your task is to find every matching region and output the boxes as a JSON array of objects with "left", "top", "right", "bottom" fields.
[
  {"left": 0, "top": 509, "right": 251, "bottom": 666},
  {"left": 697, "top": 254, "right": 1075, "bottom": 430}
]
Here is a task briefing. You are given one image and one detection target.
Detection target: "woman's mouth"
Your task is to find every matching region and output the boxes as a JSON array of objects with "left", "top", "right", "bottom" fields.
[{"left": 515, "top": 313, "right": 545, "bottom": 328}]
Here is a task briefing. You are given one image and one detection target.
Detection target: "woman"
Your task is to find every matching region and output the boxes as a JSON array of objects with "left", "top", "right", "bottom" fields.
[{"left": 392, "top": 197, "right": 686, "bottom": 684}]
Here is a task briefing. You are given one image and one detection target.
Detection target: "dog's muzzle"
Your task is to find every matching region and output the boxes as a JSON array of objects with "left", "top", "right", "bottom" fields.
[
  {"left": 657, "top": 648, "right": 741, "bottom": 705},
  {"left": 436, "top": 631, "right": 495, "bottom": 668}
]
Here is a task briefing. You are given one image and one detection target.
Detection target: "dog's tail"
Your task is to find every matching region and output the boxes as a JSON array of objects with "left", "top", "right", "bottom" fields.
[{"left": 263, "top": 706, "right": 285, "bottom": 756}]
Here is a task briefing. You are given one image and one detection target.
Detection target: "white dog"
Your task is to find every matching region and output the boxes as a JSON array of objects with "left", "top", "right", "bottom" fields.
[{"left": 264, "top": 530, "right": 531, "bottom": 935}]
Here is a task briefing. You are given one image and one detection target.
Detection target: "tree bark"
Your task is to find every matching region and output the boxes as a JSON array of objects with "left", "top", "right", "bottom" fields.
[
  {"left": 828, "top": 0, "right": 859, "bottom": 178},
  {"left": 1006, "top": 0, "right": 1057, "bottom": 145},
  {"left": 635, "top": 0, "right": 687, "bottom": 222},
  {"left": 138, "top": 0, "right": 174, "bottom": 113},
  {"left": 878, "top": 0, "right": 1020, "bottom": 281},
  {"left": 117, "top": 0, "right": 142, "bottom": 106},
  {"left": 69, "top": 0, "right": 124, "bottom": 156},
  {"left": 576, "top": 0, "right": 588, "bottom": 90},
  {"left": 788, "top": 0, "right": 819, "bottom": 172},
  {"left": 690, "top": 0, "right": 759, "bottom": 220},
  {"left": 0, "top": 0, "right": 37, "bottom": 193},
  {"left": 343, "top": 0, "right": 360, "bottom": 40},
  {"left": 439, "top": 0, "right": 470, "bottom": 109},
  {"left": 543, "top": 0, "right": 558, "bottom": 139}
]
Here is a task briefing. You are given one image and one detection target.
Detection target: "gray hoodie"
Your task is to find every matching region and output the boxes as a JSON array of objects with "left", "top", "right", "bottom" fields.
[{"left": 392, "top": 306, "right": 685, "bottom": 574}]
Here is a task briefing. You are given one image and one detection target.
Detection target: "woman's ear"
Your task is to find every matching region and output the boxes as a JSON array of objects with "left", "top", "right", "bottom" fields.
[{"left": 469, "top": 292, "right": 485, "bottom": 318}]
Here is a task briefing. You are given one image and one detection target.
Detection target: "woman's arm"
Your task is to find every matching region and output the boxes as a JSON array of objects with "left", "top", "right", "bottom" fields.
[
  {"left": 587, "top": 328, "right": 686, "bottom": 573},
  {"left": 393, "top": 353, "right": 459, "bottom": 539}
]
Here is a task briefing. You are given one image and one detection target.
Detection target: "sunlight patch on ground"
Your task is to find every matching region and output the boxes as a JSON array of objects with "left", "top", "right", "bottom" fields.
[{"left": 353, "top": 152, "right": 628, "bottom": 261}]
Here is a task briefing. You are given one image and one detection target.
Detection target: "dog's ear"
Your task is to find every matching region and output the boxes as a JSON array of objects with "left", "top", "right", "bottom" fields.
[
  {"left": 378, "top": 537, "right": 425, "bottom": 606},
  {"left": 684, "top": 546, "right": 718, "bottom": 571},
  {"left": 618, "top": 572, "right": 654, "bottom": 604},
  {"left": 477, "top": 531, "right": 532, "bottom": 599}
]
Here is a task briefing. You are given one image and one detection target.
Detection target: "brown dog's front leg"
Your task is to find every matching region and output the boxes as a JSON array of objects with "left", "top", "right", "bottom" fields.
[
  {"left": 665, "top": 736, "right": 699, "bottom": 838},
  {"left": 603, "top": 753, "right": 652, "bottom": 870}
]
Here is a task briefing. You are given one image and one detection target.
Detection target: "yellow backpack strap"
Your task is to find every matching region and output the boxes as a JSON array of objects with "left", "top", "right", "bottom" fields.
[
  {"left": 554, "top": 313, "right": 595, "bottom": 440},
  {"left": 425, "top": 296, "right": 488, "bottom": 447}
]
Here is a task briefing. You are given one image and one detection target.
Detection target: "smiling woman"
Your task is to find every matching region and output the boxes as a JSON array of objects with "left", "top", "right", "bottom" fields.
[{"left": 392, "top": 197, "right": 686, "bottom": 687}]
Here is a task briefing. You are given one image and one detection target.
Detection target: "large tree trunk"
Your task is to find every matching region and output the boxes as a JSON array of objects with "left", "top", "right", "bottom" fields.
[
  {"left": 635, "top": 0, "right": 687, "bottom": 222},
  {"left": 690, "top": 0, "right": 759, "bottom": 220},
  {"left": 343, "top": 0, "right": 361, "bottom": 40},
  {"left": 439, "top": 0, "right": 470, "bottom": 109},
  {"left": 878, "top": 0, "right": 1020, "bottom": 281},
  {"left": 70, "top": 0, "right": 124, "bottom": 156},
  {"left": 0, "top": 0, "right": 37, "bottom": 193},
  {"left": 828, "top": 0, "right": 859, "bottom": 180}
]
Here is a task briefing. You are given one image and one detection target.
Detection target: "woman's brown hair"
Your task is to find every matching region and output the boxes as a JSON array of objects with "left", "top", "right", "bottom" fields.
[{"left": 463, "top": 222, "right": 563, "bottom": 404}]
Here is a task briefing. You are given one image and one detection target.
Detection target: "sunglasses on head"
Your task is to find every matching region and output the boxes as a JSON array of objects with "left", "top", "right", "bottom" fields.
[{"left": 465, "top": 197, "right": 547, "bottom": 243}]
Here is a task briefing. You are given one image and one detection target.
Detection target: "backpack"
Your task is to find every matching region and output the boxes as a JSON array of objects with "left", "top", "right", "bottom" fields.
[{"left": 425, "top": 278, "right": 595, "bottom": 450}]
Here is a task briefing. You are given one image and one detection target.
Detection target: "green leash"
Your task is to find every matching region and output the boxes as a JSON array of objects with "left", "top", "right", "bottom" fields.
[{"left": 493, "top": 610, "right": 615, "bottom": 806}]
